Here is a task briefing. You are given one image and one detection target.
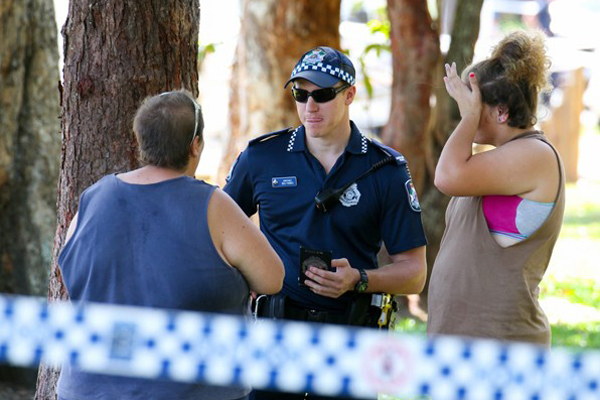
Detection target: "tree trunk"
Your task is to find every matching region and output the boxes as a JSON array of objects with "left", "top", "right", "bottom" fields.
[
  {"left": 382, "top": 0, "right": 439, "bottom": 196},
  {"left": 383, "top": 0, "right": 484, "bottom": 311},
  {"left": 218, "top": 0, "right": 342, "bottom": 184},
  {"left": 0, "top": 0, "right": 60, "bottom": 296},
  {"left": 0, "top": 0, "right": 61, "bottom": 388},
  {"left": 34, "top": 1, "right": 200, "bottom": 398},
  {"left": 419, "top": 0, "right": 485, "bottom": 310}
]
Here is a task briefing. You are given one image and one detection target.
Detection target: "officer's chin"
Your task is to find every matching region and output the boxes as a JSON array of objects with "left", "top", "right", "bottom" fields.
[{"left": 304, "top": 125, "right": 326, "bottom": 138}]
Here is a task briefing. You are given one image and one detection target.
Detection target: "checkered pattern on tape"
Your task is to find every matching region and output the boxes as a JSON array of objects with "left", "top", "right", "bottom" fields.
[
  {"left": 2, "top": 294, "right": 600, "bottom": 400},
  {"left": 291, "top": 62, "right": 356, "bottom": 86},
  {"left": 414, "top": 336, "right": 600, "bottom": 400}
]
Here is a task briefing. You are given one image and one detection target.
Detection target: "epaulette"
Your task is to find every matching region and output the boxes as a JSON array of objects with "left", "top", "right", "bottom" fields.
[
  {"left": 248, "top": 127, "right": 294, "bottom": 146},
  {"left": 369, "top": 138, "right": 407, "bottom": 166}
]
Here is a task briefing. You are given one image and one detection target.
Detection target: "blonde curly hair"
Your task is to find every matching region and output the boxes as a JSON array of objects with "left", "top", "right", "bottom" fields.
[{"left": 463, "top": 30, "right": 551, "bottom": 129}]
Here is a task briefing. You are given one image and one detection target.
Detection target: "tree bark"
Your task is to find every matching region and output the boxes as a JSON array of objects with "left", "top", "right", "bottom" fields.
[
  {"left": 0, "top": 0, "right": 60, "bottom": 296},
  {"left": 419, "top": 0, "right": 485, "bottom": 310},
  {"left": 382, "top": 0, "right": 483, "bottom": 311},
  {"left": 34, "top": 1, "right": 200, "bottom": 398},
  {"left": 218, "top": 0, "right": 342, "bottom": 184},
  {"left": 381, "top": 0, "right": 439, "bottom": 195},
  {"left": 0, "top": 0, "right": 60, "bottom": 387}
]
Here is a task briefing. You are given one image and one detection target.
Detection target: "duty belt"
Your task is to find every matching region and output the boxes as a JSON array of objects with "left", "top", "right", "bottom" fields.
[
  {"left": 252, "top": 293, "right": 396, "bottom": 329},
  {"left": 285, "top": 301, "right": 347, "bottom": 325}
]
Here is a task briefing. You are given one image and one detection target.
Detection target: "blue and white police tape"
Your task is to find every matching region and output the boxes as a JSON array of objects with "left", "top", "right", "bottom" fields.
[{"left": 1, "top": 294, "right": 599, "bottom": 400}]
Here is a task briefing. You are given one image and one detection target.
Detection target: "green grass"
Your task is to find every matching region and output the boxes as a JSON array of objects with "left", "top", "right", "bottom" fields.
[
  {"left": 549, "top": 322, "right": 600, "bottom": 349},
  {"left": 541, "top": 276, "right": 600, "bottom": 309},
  {"left": 560, "top": 185, "right": 600, "bottom": 240},
  {"left": 540, "top": 276, "right": 600, "bottom": 349},
  {"left": 393, "top": 316, "right": 427, "bottom": 335}
]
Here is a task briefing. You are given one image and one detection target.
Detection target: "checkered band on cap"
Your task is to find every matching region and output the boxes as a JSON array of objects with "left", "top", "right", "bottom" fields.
[{"left": 290, "top": 62, "right": 356, "bottom": 86}]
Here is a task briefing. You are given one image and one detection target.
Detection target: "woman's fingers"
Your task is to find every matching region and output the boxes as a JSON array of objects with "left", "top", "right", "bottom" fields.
[
  {"left": 445, "top": 62, "right": 458, "bottom": 78},
  {"left": 444, "top": 63, "right": 461, "bottom": 97},
  {"left": 468, "top": 72, "right": 479, "bottom": 90}
]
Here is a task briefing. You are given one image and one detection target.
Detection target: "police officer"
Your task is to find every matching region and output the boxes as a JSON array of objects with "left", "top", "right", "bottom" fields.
[{"left": 224, "top": 46, "right": 427, "bottom": 400}]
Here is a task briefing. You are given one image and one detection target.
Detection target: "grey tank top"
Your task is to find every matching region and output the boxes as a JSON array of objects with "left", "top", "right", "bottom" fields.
[
  {"left": 427, "top": 132, "right": 565, "bottom": 346},
  {"left": 58, "top": 174, "right": 250, "bottom": 400}
]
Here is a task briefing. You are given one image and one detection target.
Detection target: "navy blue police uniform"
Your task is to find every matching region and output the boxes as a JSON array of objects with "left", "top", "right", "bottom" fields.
[{"left": 224, "top": 121, "right": 427, "bottom": 314}]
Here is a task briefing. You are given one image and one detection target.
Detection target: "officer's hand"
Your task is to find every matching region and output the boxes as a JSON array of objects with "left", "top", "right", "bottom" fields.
[{"left": 304, "top": 258, "right": 359, "bottom": 298}]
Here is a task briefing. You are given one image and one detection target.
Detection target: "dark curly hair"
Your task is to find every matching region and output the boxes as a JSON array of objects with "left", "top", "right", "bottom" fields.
[
  {"left": 463, "top": 30, "right": 551, "bottom": 129},
  {"left": 133, "top": 89, "right": 204, "bottom": 171}
]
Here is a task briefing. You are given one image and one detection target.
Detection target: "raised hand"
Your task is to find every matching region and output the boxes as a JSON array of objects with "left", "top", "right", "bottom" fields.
[{"left": 443, "top": 62, "right": 482, "bottom": 121}]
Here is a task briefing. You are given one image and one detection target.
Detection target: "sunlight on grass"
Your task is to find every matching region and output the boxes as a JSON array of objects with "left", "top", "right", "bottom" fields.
[
  {"left": 393, "top": 316, "right": 427, "bottom": 335},
  {"left": 550, "top": 322, "right": 600, "bottom": 349},
  {"left": 561, "top": 182, "right": 600, "bottom": 240},
  {"left": 541, "top": 276, "right": 600, "bottom": 309},
  {"left": 540, "top": 276, "right": 600, "bottom": 349}
]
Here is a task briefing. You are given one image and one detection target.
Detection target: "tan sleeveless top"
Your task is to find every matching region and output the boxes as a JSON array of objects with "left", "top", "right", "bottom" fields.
[{"left": 427, "top": 132, "right": 565, "bottom": 346}]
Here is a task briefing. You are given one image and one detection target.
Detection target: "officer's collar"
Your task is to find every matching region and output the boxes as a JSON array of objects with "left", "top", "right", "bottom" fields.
[
  {"left": 346, "top": 121, "right": 369, "bottom": 155},
  {"left": 287, "top": 121, "right": 368, "bottom": 155}
]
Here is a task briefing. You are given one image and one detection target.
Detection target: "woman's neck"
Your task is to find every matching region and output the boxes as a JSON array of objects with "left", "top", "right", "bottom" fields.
[{"left": 494, "top": 126, "right": 535, "bottom": 147}]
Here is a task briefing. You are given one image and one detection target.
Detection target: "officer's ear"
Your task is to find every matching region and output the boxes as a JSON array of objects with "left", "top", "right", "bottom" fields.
[{"left": 344, "top": 85, "right": 356, "bottom": 106}]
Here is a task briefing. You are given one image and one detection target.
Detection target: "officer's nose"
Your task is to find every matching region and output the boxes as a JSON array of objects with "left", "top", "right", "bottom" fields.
[{"left": 306, "top": 96, "right": 319, "bottom": 112}]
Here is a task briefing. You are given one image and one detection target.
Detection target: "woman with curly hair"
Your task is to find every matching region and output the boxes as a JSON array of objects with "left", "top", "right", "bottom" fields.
[{"left": 427, "top": 30, "right": 565, "bottom": 346}]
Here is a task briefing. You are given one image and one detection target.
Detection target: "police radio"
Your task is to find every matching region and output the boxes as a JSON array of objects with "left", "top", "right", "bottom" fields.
[{"left": 314, "top": 156, "right": 397, "bottom": 212}]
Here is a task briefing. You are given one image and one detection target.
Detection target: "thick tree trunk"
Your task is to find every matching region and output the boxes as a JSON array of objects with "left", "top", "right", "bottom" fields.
[
  {"left": 0, "top": 0, "right": 60, "bottom": 388},
  {"left": 34, "top": 1, "right": 200, "bottom": 399},
  {"left": 382, "top": 0, "right": 483, "bottom": 312},
  {"left": 218, "top": 0, "right": 342, "bottom": 184},
  {"left": 0, "top": 0, "right": 60, "bottom": 296},
  {"left": 419, "top": 0, "right": 485, "bottom": 310},
  {"left": 381, "top": 0, "right": 439, "bottom": 196}
]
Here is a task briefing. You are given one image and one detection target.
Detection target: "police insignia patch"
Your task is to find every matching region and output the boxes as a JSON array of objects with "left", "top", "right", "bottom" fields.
[
  {"left": 339, "top": 183, "right": 361, "bottom": 207},
  {"left": 303, "top": 49, "right": 326, "bottom": 65},
  {"left": 404, "top": 179, "right": 421, "bottom": 212}
]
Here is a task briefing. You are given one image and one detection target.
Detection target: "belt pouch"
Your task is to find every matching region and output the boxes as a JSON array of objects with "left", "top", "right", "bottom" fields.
[{"left": 345, "top": 294, "right": 371, "bottom": 326}]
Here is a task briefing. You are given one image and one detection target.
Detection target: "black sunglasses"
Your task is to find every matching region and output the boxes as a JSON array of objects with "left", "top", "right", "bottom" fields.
[{"left": 291, "top": 85, "right": 349, "bottom": 103}]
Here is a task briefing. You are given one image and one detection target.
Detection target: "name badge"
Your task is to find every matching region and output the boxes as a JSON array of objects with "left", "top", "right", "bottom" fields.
[{"left": 271, "top": 176, "right": 297, "bottom": 188}]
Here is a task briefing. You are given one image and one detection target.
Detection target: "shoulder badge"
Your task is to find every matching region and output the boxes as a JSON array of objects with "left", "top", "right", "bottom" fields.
[
  {"left": 248, "top": 127, "right": 294, "bottom": 146},
  {"left": 404, "top": 179, "right": 421, "bottom": 212}
]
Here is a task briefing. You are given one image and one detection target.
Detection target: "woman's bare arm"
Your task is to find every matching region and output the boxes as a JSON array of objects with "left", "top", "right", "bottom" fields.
[{"left": 207, "top": 188, "right": 284, "bottom": 294}]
